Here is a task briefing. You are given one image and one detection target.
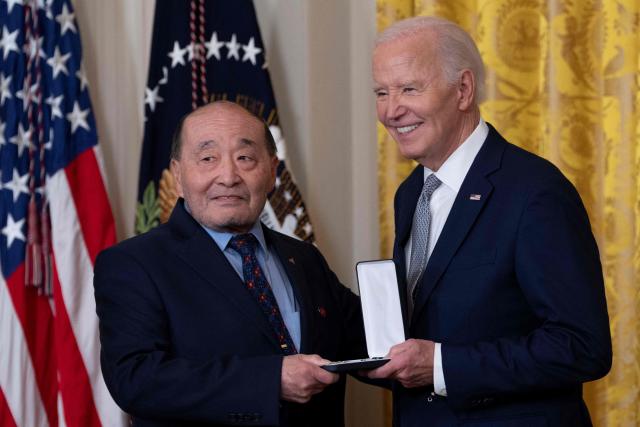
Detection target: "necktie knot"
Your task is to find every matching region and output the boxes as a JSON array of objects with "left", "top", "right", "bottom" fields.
[
  {"left": 228, "top": 233, "right": 259, "bottom": 256},
  {"left": 421, "top": 173, "right": 442, "bottom": 200}
]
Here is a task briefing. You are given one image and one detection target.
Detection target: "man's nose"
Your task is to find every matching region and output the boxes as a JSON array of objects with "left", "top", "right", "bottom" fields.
[
  {"left": 384, "top": 92, "right": 405, "bottom": 120},
  {"left": 216, "top": 157, "right": 241, "bottom": 185}
]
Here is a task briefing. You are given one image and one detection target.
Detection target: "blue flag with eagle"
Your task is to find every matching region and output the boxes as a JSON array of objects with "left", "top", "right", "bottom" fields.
[{"left": 136, "top": 0, "right": 314, "bottom": 242}]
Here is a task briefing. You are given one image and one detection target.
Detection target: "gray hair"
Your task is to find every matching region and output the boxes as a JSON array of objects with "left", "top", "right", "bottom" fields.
[{"left": 376, "top": 16, "right": 485, "bottom": 103}]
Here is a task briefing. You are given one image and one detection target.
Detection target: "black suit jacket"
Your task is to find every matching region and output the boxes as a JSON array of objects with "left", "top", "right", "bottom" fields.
[
  {"left": 94, "top": 200, "right": 366, "bottom": 426},
  {"left": 391, "top": 124, "right": 611, "bottom": 426}
]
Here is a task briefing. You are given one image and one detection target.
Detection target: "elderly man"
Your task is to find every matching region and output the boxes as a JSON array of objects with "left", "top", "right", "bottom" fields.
[
  {"left": 367, "top": 16, "right": 612, "bottom": 426},
  {"left": 94, "top": 101, "right": 366, "bottom": 426}
]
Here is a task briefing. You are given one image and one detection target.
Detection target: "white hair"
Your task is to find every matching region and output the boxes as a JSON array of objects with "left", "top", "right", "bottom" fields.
[{"left": 376, "top": 16, "right": 486, "bottom": 103}]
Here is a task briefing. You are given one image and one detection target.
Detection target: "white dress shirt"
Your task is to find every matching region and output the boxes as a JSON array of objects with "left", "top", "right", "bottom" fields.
[{"left": 404, "top": 119, "right": 488, "bottom": 396}]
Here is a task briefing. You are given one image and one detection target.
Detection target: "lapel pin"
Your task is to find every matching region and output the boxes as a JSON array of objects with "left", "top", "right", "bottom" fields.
[
  {"left": 288, "top": 257, "right": 295, "bottom": 264},
  {"left": 318, "top": 306, "right": 327, "bottom": 318},
  {"left": 469, "top": 194, "right": 481, "bottom": 201}
]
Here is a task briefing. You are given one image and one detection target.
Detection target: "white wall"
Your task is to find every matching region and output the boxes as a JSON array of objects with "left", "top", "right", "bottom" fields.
[{"left": 75, "top": 0, "right": 384, "bottom": 425}]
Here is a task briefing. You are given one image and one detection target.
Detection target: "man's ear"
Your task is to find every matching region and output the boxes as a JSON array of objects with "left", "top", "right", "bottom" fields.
[
  {"left": 170, "top": 159, "right": 184, "bottom": 197},
  {"left": 457, "top": 69, "right": 476, "bottom": 111}
]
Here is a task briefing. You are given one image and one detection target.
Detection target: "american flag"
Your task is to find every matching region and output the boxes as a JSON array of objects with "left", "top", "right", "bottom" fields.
[{"left": 0, "top": 0, "right": 126, "bottom": 426}]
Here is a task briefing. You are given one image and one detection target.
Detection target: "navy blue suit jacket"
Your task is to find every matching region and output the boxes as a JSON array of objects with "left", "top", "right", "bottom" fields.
[
  {"left": 391, "top": 125, "right": 611, "bottom": 427},
  {"left": 94, "top": 200, "right": 366, "bottom": 426}
]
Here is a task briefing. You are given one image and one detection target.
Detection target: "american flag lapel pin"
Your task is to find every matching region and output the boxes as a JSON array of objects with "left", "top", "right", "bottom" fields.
[
  {"left": 288, "top": 257, "right": 295, "bottom": 264},
  {"left": 469, "top": 194, "right": 482, "bottom": 201}
]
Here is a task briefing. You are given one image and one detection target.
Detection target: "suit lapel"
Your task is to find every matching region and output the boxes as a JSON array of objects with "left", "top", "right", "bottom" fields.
[
  {"left": 264, "top": 227, "right": 314, "bottom": 354},
  {"left": 168, "top": 202, "right": 281, "bottom": 351},
  {"left": 411, "top": 128, "right": 505, "bottom": 324}
]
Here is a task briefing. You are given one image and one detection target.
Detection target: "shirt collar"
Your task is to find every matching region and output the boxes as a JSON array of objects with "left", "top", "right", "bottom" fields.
[
  {"left": 425, "top": 118, "right": 488, "bottom": 193},
  {"left": 201, "top": 221, "right": 268, "bottom": 254}
]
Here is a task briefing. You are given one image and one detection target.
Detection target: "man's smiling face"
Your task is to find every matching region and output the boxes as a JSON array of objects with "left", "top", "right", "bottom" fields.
[
  {"left": 171, "top": 102, "right": 277, "bottom": 233},
  {"left": 373, "top": 32, "right": 466, "bottom": 170}
]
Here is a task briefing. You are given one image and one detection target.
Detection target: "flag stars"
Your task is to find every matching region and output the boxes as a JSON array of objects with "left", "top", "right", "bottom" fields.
[
  {"left": 159, "top": 66, "right": 169, "bottom": 85},
  {"left": 5, "top": 0, "right": 24, "bottom": 13},
  {"left": 2, "top": 214, "right": 25, "bottom": 248},
  {"left": 0, "top": 119, "right": 5, "bottom": 146},
  {"left": 16, "top": 82, "right": 40, "bottom": 105},
  {"left": 168, "top": 41, "right": 186, "bottom": 68},
  {"left": 66, "top": 101, "right": 90, "bottom": 133},
  {"left": 25, "top": 35, "right": 45, "bottom": 60},
  {"left": 56, "top": 3, "right": 77, "bottom": 35},
  {"left": 303, "top": 223, "right": 312, "bottom": 236},
  {"left": 46, "top": 94, "right": 64, "bottom": 119},
  {"left": 9, "top": 123, "right": 31, "bottom": 157},
  {"left": 186, "top": 42, "right": 204, "bottom": 61},
  {"left": 44, "top": 128, "right": 54, "bottom": 151},
  {"left": 185, "top": 42, "right": 194, "bottom": 61},
  {"left": 0, "top": 26, "right": 19, "bottom": 60},
  {"left": 47, "top": 46, "right": 71, "bottom": 78},
  {"left": 144, "top": 85, "right": 163, "bottom": 113},
  {"left": 37, "top": 0, "right": 55, "bottom": 19},
  {"left": 242, "top": 37, "right": 262, "bottom": 65},
  {"left": 165, "top": 34, "right": 263, "bottom": 70},
  {"left": 76, "top": 66, "right": 89, "bottom": 91},
  {"left": 226, "top": 34, "right": 241, "bottom": 60},
  {"left": 205, "top": 32, "right": 224, "bottom": 60},
  {"left": 0, "top": 73, "right": 12, "bottom": 106},
  {"left": 4, "top": 169, "right": 29, "bottom": 203}
]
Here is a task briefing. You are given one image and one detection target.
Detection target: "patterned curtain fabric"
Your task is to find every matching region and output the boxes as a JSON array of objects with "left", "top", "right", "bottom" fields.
[{"left": 376, "top": 1, "right": 639, "bottom": 425}]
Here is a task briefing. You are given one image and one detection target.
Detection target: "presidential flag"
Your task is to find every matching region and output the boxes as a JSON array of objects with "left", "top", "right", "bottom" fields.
[
  {"left": 137, "top": 0, "right": 314, "bottom": 242},
  {"left": 0, "top": 0, "right": 126, "bottom": 426}
]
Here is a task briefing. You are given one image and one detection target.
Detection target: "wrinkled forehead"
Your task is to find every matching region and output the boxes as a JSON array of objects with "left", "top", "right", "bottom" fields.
[
  {"left": 183, "top": 104, "right": 265, "bottom": 147},
  {"left": 374, "top": 32, "right": 438, "bottom": 68},
  {"left": 372, "top": 35, "right": 441, "bottom": 85}
]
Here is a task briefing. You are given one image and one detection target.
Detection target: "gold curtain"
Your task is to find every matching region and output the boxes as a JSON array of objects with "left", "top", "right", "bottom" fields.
[{"left": 376, "top": 0, "right": 640, "bottom": 425}]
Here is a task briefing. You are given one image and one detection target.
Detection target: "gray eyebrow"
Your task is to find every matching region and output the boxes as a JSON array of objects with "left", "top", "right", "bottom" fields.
[
  {"left": 194, "top": 138, "right": 257, "bottom": 152},
  {"left": 196, "top": 140, "right": 216, "bottom": 151},
  {"left": 239, "top": 138, "right": 256, "bottom": 147}
]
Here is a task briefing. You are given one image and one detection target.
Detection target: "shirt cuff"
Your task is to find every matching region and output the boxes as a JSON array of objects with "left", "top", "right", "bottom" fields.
[{"left": 433, "top": 342, "right": 447, "bottom": 396}]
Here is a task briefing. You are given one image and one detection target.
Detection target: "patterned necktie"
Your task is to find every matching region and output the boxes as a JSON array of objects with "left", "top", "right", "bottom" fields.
[
  {"left": 407, "top": 173, "right": 442, "bottom": 318},
  {"left": 228, "top": 233, "right": 298, "bottom": 355}
]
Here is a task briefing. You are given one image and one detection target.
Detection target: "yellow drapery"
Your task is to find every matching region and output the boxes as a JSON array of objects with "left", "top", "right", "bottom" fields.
[{"left": 376, "top": 1, "right": 640, "bottom": 425}]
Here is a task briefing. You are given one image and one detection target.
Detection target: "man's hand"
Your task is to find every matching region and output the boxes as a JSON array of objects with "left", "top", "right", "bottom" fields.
[
  {"left": 281, "top": 354, "right": 339, "bottom": 403},
  {"left": 365, "top": 339, "right": 435, "bottom": 388}
]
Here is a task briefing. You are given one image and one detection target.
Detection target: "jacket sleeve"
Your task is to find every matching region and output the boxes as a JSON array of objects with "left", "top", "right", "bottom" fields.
[
  {"left": 441, "top": 173, "right": 612, "bottom": 409},
  {"left": 94, "top": 246, "right": 282, "bottom": 425}
]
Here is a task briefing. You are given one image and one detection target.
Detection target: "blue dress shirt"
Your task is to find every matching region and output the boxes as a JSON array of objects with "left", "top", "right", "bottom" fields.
[{"left": 202, "top": 222, "right": 302, "bottom": 350}]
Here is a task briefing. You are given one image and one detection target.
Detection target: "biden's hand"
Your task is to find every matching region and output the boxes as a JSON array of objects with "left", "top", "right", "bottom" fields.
[
  {"left": 365, "top": 339, "right": 434, "bottom": 388},
  {"left": 281, "top": 354, "right": 339, "bottom": 403}
]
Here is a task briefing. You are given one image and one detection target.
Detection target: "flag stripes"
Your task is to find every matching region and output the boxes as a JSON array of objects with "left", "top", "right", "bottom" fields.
[
  {"left": 0, "top": 274, "right": 48, "bottom": 427},
  {"left": 0, "top": 0, "right": 126, "bottom": 425}
]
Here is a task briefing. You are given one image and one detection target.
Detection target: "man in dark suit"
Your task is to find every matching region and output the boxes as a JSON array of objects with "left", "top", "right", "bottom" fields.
[
  {"left": 366, "top": 16, "right": 612, "bottom": 426},
  {"left": 94, "top": 101, "right": 366, "bottom": 426}
]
